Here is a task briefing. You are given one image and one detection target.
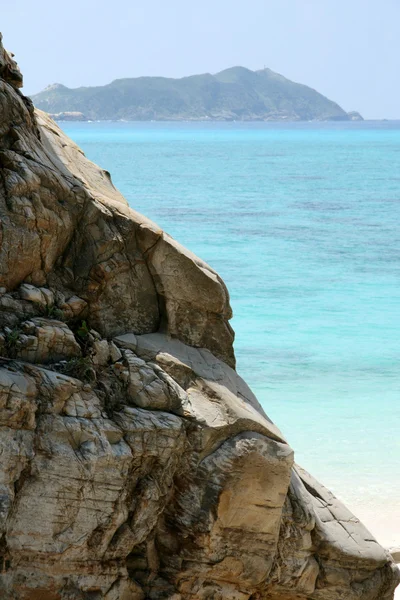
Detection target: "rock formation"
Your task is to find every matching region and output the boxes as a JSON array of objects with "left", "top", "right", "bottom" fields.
[{"left": 0, "top": 33, "right": 398, "bottom": 600}]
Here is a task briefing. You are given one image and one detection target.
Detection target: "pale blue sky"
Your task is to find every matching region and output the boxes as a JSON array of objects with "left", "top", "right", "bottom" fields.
[{"left": 2, "top": 0, "right": 399, "bottom": 118}]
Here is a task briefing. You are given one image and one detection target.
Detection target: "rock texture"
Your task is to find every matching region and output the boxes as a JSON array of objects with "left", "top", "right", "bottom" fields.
[{"left": 0, "top": 33, "right": 398, "bottom": 600}]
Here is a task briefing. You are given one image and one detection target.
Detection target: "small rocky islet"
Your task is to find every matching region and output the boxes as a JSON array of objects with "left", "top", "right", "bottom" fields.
[{"left": 0, "top": 33, "right": 398, "bottom": 599}]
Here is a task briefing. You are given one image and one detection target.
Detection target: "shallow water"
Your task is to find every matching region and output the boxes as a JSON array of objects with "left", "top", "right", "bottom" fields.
[{"left": 61, "top": 120, "right": 400, "bottom": 547}]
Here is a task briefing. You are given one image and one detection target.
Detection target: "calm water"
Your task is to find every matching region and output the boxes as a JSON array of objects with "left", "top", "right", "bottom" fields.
[{"left": 61, "top": 121, "right": 400, "bottom": 544}]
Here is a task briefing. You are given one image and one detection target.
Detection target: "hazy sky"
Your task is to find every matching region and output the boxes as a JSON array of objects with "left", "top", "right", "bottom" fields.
[{"left": 2, "top": 0, "right": 399, "bottom": 119}]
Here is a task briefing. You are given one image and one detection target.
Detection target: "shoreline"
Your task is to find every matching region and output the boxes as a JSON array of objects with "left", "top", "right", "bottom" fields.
[{"left": 51, "top": 117, "right": 397, "bottom": 123}]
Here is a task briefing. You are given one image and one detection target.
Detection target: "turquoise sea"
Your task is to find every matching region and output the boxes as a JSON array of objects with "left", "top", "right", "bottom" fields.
[{"left": 62, "top": 121, "right": 400, "bottom": 546}]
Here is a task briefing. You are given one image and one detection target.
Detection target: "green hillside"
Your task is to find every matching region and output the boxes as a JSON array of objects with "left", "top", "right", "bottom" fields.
[{"left": 31, "top": 66, "right": 356, "bottom": 121}]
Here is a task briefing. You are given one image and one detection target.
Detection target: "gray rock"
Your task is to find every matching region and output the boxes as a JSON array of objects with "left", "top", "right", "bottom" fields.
[
  {"left": 109, "top": 341, "right": 122, "bottom": 362},
  {"left": 19, "top": 283, "right": 46, "bottom": 306},
  {"left": 16, "top": 317, "right": 81, "bottom": 363},
  {"left": 39, "top": 287, "right": 55, "bottom": 306},
  {"left": 62, "top": 294, "right": 87, "bottom": 317},
  {"left": 91, "top": 338, "right": 110, "bottom": 366}
]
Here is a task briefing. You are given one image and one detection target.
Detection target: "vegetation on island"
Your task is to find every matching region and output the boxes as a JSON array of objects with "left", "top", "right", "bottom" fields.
[{"left": 31, "top": 66, "right": 360, "bottom": 122}]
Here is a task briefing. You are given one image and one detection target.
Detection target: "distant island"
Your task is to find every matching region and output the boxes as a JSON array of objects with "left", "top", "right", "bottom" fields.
[{"left": 31, "top": 66, "right": 363, "bottom": 122}]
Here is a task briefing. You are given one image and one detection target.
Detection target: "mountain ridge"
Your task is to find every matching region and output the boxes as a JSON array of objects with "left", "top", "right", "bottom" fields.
[{"left": 32, "top": 65, "right": 362, "bottom": 122}]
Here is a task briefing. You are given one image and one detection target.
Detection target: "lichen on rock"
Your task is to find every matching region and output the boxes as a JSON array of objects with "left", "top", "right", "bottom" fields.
[{"left": 0, "top": 33, "right": 398, "bottom": 600}]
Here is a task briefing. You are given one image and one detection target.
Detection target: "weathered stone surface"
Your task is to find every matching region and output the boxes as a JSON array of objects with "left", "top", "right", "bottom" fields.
[
  {"left": 15, "top": 317, "right": 81, "bottom": 363},
  {"left": 91, "top": 338, "right": 111, "bottom": 366},
  {"left": 0, "top": 364, "right": 37, "bottom": 429},
  {"left": 0, "top": 33, "right": 22, "bottom": 88},
  {"left": 60, "top": 294, "right": 88, "bottom": 319},
  {"left": 36, "top": 109, "right": 234, "bottom": 366},
  {"left": 0, "top": 33, "right": 398, "bottom": 600},
  {"left": 19, "top": 283, "right": 47, "bottom": 306},
  {"left": 109, "top": 341, "right": 122, "bottom": 363},
  {"left": 112, "top": 348, "right": 186, "bottom": 411}
]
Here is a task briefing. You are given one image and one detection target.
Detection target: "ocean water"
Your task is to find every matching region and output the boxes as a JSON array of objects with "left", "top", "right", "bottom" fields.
[{"left": 61, "top": 121, "right": 400, "bottom": 547}]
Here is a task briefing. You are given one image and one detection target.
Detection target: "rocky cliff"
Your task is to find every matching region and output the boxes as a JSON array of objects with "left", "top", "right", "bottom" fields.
[{"left": 0, "top": 33, "right": 398, "bottom": 600}]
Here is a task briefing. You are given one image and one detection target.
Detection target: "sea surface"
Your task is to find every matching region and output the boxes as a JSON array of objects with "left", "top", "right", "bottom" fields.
[{"left": 61, "top": 120, "right": 400, "bottom": 548}]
